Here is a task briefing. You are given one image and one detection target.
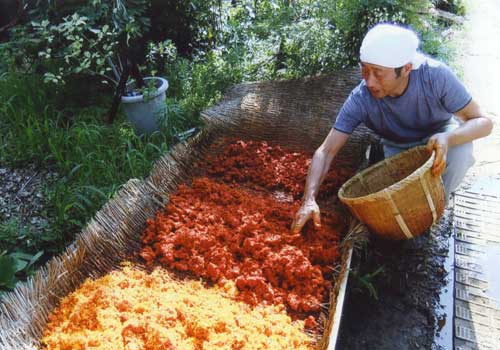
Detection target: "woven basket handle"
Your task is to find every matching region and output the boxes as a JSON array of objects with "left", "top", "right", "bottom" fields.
[
  {"left": 383, "top": 189, "right": 414, "bottom": 239},
  {"left": 419, "top": 174, "right": 438, "bottom": 223}
]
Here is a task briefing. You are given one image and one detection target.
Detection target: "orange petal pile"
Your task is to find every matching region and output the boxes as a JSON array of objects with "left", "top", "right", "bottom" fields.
[{"left": 42, "top": 265, "right": 314, "bottom": 350}]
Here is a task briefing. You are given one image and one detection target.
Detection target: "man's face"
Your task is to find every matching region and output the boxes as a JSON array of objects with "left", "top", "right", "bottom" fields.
[{"left": 360, "top": 62, "right": 409, "bottom": 99}]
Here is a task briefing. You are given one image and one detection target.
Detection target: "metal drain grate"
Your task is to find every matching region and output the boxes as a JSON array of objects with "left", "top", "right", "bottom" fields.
[{"left": 453, "top": 176, "right": 500, "bottom": 350}]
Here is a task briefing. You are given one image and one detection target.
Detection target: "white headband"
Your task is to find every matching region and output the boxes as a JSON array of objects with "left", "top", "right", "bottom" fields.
[{"left": 360, "top": 23, "right": 424, "bottom": 69}]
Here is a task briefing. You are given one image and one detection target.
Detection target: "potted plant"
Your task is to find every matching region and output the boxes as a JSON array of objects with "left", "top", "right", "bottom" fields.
[
  {"left": 24, "top": 1, "right": 173, "bottom": 134},
  {"left": 120, "top": 75, "right": 169, "bottom": 135}
]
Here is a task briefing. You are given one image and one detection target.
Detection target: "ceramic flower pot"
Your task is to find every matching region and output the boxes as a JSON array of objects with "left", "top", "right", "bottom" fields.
[{"left": 121, "top": 77, "right": 169, "bottom": 135}]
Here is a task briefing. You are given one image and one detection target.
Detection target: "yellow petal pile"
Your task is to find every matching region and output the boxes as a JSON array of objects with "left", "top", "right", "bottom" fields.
[{"left": 42, "top": 265, "right": 314, "bottom": 350}]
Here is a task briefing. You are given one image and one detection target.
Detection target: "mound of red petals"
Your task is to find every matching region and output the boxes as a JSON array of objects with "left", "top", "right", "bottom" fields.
[
  {"left": 141, "top": 178, "right": 344, "bottom": 314},
  {"left": 203, "top": 140, "right": 355, "bottom": 198},
  {"left": 140, "top": 139, "right": 350, "bottom": 329}
]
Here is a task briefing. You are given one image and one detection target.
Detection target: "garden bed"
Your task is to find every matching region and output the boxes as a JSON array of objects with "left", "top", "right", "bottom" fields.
[{"left": 0, "top": 72, "right": 372, "bottom": 349}]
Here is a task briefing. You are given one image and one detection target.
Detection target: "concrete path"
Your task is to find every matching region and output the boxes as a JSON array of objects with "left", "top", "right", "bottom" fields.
[
  {"left": 457, "top": 0, "right": 500, "bottom": 176},
  {"left": 451, "top": 1, "right": 500, "bottom": 349}
]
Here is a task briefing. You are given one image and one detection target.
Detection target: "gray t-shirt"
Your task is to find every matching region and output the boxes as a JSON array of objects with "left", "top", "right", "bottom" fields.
[{"left": 333, "top": 57, "right": 472, "bottom": 143}]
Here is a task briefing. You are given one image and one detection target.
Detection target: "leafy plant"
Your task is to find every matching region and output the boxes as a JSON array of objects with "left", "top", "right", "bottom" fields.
[
  {"left": 0, "top": 217, "right": 45, "bottom": 290},
  {"left": 0, "top": 72, "right": 176, "bottom": 253},
  {"left": 432, "top": 0, "right": 466, "bottom": 16},
  {"left": 0, "top": 250, "right": 44, "bottom": 290},
  {"left": 351, "top": 266, "right": 385, "bottom": 300},
  {"left": 0, "top": 254, "right": 17, "bottom": 289},
  {"left": 280, "top": 18, "right": 348, "bottom": 78},
  {"left": 127, "top": 77, "right": 162, "bottom": 101},
  {"left": 34, "top": 16, "right": 120, "bottom": 85},
  {"left": 0, "top": 216, "right": 49, "bottom": 252},
  {"left": 3, "top": 0, "right": 150, "bottom": 87}
]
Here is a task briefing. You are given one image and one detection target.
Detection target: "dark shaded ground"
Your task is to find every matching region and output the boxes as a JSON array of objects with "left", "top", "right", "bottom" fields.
[
  {"left": 0, "top": 165, "right": 59, "bottom": 235},
  {"left": 337, "top": 210, "right": 453, "bottom": 350}
]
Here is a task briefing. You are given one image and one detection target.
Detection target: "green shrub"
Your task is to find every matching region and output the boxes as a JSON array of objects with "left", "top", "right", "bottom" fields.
[
  {"left": 165, "top": 50, "right": 242, "bottom": 117},
  {"left": 2, "top": 0, "right": 149, "bottom": 86},
  {"left": 0, "top": 72, "right": 195, "bottom": 257},
  {"left": 330, "top": 0, "right": 431, "bottom": 66},
  {"left": 432, "top": 0, "right": 466, "bottom": 16},
  {"left": 280, "top": 18, "right": 348, "bottom": 78}
]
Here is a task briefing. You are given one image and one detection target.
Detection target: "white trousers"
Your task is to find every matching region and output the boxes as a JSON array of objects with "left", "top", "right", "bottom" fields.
[{"left": 382, "top": 119, "right": 475, "bottom": 199}]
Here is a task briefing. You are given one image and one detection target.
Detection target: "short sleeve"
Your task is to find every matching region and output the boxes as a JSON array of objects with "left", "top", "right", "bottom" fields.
[
  {"left": 430, "top": 64, "right": 472, "bottom": 113},
  {"left": 333, "top": 91, "right": 366, "bottom": 134}
]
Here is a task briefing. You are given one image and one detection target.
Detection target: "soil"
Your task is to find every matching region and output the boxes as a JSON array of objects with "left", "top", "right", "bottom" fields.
[
  {"left": 337, "top": 210, "right": 453, "bottom": 350},
  {"left": 0, "top": 164, "right": 59, "bottom": 234}
]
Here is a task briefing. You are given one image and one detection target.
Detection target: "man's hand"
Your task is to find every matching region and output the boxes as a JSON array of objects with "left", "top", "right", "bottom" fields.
[
  {"left": 290, "top": 129, "right": 349, "bottom": 234},
  {"left": 426, "top": 132, "right": 450, "bottom": 176},
  {"left": 291, "top": 199, "right": 321, "bottom": 233}
]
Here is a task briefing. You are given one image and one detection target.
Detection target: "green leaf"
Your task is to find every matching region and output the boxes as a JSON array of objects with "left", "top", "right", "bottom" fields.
[
  {"left": 9, "top": 251, "right": 33, "bottom": 261},
  {"left": 75, "top": 193, "right": 93, "bottom": 208},
  {"left": 82, "top": 185, "right": 108, "bottom": 200},
  {"left": 68, "top": 164, "right": 83, "bottom": 178},
  {"left": 30, "top": 250, "right": 44, "bottom": 263},
  {"left": 11, "top": 257, "right": 28, "bottom": 273},
  {"left": 27, "top": 251, "right": 44, "bottom": 270},
  {"left": 0, "top": 255, "right": 17, "bottom": 287}
]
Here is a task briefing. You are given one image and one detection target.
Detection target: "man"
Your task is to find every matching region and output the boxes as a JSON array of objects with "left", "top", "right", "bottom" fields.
[{"left": 291, "top": 23, "right": 493, "bottom": 233}]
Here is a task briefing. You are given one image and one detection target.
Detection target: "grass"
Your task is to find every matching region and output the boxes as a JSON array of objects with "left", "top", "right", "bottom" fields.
[
  {"left": 0, "top": 72, "right": 200, "bottom": 292},
  {"left": 0, "top": 40, "right": 243, "bottom": 288}
]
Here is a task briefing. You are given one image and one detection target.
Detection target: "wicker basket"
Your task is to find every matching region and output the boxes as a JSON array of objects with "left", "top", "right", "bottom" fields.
[{"left": 338, "top": 146, "right": 445, "bottom": 240}]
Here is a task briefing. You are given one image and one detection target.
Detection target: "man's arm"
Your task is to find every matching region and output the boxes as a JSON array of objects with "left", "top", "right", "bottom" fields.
[
  {"left": 427, "top": 99, "right": 493, "bottom": 175},
  {"left": 291, "top": 129, "right": 350, "bottom": 233}
]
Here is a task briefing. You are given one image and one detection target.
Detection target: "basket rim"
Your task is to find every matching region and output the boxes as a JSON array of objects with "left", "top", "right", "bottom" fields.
[{"left": 338, "top": 145, "right": 435, "bottom": 204}]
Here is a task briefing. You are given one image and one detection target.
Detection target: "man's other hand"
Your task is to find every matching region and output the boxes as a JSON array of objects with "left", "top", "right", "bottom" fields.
[
  {"left": 291, "top": 199, "right": 321, "bottom": 233},
  {"left": 426, "top": 132, "right": 449, "bottom": 176}
]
